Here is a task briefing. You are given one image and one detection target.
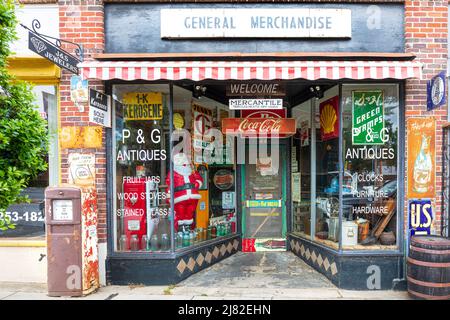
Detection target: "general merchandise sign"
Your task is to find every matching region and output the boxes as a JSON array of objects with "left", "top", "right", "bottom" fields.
[{"left": 161, "top": 9, "right": 352, "bottom": 39}]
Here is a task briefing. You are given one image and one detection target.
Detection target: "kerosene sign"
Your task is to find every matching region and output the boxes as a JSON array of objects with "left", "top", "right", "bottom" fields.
[{"left": 161, "top": 9, "right": 352, "bottom": 39}]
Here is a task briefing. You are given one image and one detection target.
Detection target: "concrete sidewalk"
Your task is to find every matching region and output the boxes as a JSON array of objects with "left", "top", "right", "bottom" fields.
[
  {"left": 0, "top": 281, "right": 410, "bottom": 300},
  {"left": 0, "top": 252, "right": 411, "bottom": 300}
]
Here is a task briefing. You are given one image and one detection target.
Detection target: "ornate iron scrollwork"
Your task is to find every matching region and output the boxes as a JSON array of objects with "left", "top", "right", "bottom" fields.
[{"left": 20, "top": 19, "right": 83, "bottom": 61}]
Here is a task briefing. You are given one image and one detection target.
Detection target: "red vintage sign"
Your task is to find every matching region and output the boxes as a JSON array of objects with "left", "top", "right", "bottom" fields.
[
  {"left": 241, "top": 109, "right": 286, "bottom": 119},
  {"left": 242, "top": 238, "right": 256, "bottom": 252},
  {"left": 319, "top": 96, "right": 339, "bottom": 141},
  {"left": 221, "top": 118, "right": 296, "bottom": 136}
]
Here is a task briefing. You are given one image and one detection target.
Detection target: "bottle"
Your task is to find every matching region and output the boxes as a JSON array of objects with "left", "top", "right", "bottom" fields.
[
  {"left": 161, "top": 233, "right": 170, "bottom": 251},
  {"left": 189, "top": 230, "right": 195, "bottom": 246},
  {"left": 141, "top": 235, "right": 149, "bottom": 251},
  {"left": 183, "top": 231, "right": 190, "bottom": 247},
  {"left": 202, "top": 228, "right": 207, "bottom": 241},
  {"left": 197, "top": 228, "right": 204, "bottom": 242},
  {"left": 150, "top": 234, "right": 159, "bottom": 251},
  {"left": 177, "top": 232, "right": 183, "bottom": 248},
  {"left": 211, "top": 223, "right": 217, "bottom": 239},
  {"left": 119, "top": 235, "right": 128, "bottom": 251},
  {"left": 207, "top": 226, "right": 212, "bottom": 240},
  {"left": 130, "top": 235, "right": 139, "bottom": 251},
  {"left": 413, "top": 135, "right": 433, "bottom": 193}
]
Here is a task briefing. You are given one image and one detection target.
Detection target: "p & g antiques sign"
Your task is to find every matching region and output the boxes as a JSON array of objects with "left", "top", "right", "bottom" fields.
[{"left": 161, "top": 9, "right": 352, "bottom": 39}]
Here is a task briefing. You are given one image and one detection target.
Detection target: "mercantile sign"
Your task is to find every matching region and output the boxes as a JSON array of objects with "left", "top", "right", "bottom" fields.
[{"left": 160, "top": 9, "right": 352, "bottom": 39}]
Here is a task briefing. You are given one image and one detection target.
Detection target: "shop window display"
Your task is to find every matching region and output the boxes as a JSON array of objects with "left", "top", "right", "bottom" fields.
[
  {"left": 113, "top": 84, "right": 171, "bottom": 252},
  {"left": 290, "top": 84, "right": 399, "bottom": 251},
  {"left": 113, "top": 84, "right": 237, "bottom": 253},
  {"left": 171, "top": 85, "right": 237, "bottom": 250},
  {"left": 341, "top": 84, "right": 399, "bottom": 250}
]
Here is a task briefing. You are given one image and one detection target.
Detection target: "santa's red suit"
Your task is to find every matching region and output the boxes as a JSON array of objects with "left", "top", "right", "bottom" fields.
[{"left": 166, "top": 153, "right": 203, "bottom": 231}]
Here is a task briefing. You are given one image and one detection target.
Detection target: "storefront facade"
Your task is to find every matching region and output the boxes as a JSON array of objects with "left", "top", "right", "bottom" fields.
[{"left": 53, "top": 0, "right": 448, "bottom": 290}]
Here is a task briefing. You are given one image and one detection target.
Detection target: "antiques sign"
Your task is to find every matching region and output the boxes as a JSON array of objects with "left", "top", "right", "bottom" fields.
[
  {"left": 28, "top": 31, "right": 80, "bottom": 74},
  {"left": 409, "top": 199, "right": 434, "bottom": 236},
  {"left": 161, "top": 9, "right": 352, "bottom": 39},
  {"left": 407, "top": 118, "right": 436, "bottom": 199},
  {"left": 352, "top": 90, "right": 385, "bottom": 145},
  {"left": 427, "top": 71, "right": 446, "bottom": 111},
  {"left": 89, "top": 89, "right": 111, "bottom": 127}
]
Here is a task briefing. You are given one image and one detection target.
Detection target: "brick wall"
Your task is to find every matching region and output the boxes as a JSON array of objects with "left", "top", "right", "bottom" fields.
[
  {"left": 405, "top": 0, "right": 448, "bottom": 237},
  {"left": 58, "top": 0, "right": 107, "bottom": 242}
]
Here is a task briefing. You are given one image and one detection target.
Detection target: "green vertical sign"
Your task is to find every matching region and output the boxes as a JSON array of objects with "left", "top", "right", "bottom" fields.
[{"left": 352, "top": 90, "right": 385, "bottom": 145}]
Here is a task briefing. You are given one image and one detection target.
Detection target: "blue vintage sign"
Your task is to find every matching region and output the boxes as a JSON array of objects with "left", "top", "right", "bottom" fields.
[
  {"left": 427, "top": 71, "right": 446, "bottom": 111},
  {"left": 408, "top": 199, "right": 433, "bottom": 236}
]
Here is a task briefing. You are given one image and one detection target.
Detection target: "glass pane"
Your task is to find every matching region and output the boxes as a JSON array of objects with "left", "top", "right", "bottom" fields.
[
  {"left": 0, "top": 85, "right": 56, "bottom": 239},
  {"left": 113, "top": 84, "right": 171, "bottom": 253},
  {"left": 314, "top": 86, "right": 340, "bottom": 249},
  {"left": 291, "top": 100, "right": 311, "bottom": 238},
  {"left": 172, "top": 84, "right": 237, "bottom": 250},
  {"left": 341, "top": 84, "right": 399, "bottom": 250}
]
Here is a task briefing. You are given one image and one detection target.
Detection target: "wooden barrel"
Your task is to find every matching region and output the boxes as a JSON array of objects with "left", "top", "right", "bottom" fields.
[{"left": 407, "top": 235, "right": 450, "bottom": 300}]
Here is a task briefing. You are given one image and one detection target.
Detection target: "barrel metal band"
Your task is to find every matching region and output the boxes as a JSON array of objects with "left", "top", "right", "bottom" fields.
[
  {"left": 408, "top": 288, "right": 450, "bottom": 300},
  {"left": 407, "top": 276, "right": 450, "bottom": 288},
  {"left": 410, "top": 245, "right": 450, "bottom": 255},
  {"left": 407, "top": 257, "right": 450, "bottom": 268}
]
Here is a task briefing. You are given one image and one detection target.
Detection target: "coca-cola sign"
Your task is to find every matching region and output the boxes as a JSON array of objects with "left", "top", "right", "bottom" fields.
[{"left": 221, "top": 117, "right": 296, "bottom": 136}]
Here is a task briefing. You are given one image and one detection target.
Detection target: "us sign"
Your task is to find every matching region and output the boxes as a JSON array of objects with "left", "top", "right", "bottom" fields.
[
  {"left": 89, "top": 89, "right": 111, "bottom": 127},
  {"left": 28, "top": 32, "right": 80, "bottom": 74},
  {"left": 409, "top": 199, "right": 434, "bottom": 236}
]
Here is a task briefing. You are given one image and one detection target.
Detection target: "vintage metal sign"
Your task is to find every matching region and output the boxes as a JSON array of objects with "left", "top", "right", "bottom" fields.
[
  {"left": 229, "top": 99, "right": 283, "bottom": 110},
  {"left": 409, "top": 199, "right": 434, "bottom": 236},
  {"left": 319, "top": 96, "right": 339, "bottom": 141},
  {"left": 352, "top": 90, "right": 385, "bottom": 145},
  {"left": 407, "top": 118, "right": 436, "bottom": 199},
  {"left": 221, "top": 118, "right": 296, "bottom": 136},
  {"left": 427, "top": 71, "right": 446, "bottom": 111},
  {"left": 241, "top": 109, "right": 286, "bottom": 119},
  {"left": 161, "top": 9, "right": 352, "bottom": 39},
  {"left": 28, "top": 31, "right": 80, "bottom": 74},
  {"left": 89, "top": 89, "right": 111, "bottom": 128},
  {"left": 122, "top": 92, "right": 163, "bottom": 120}
]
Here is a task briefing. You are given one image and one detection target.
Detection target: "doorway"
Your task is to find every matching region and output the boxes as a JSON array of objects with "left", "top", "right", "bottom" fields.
[{"left": 241, "top": 139, "right": 288, "bottom": 251}]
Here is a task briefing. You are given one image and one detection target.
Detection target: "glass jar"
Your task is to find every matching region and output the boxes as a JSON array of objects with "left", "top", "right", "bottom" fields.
[
  {"left": 182, "top": 231, "right": 190, "bottom": 247},
  {"left": 150, "top": 234, "right": 159, "bottom": 251},
  {"left": 130, "top": 235, "right": 139, "bottom": 251},
  {"left": 211, "top": 224, "right": 217, "bottom": 239},
  {"left": 161, "top": 233, "right": 170, "bottom": 251},
  {"left": 177, "top": 232, "right": 183, "bottom": 248},
  {"left": 141, "top": 235, "right": 149, "bottom": 251},
  {"left": 207, "top": 226, "right": 212, "bottom": 240},
  {"left": 119, "top": 235, "right": 128, "bottom": 251}
]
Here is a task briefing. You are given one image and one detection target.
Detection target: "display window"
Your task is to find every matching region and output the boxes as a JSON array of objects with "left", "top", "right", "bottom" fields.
[
  {"left": 112, "top": 83, "right": 237, "bottom": 253},
  {"left": 0, "top": 85, "right": 58, "bottom": 239},
  {"left": 291, "top": 83, "right": 400, "bottom": 251}
]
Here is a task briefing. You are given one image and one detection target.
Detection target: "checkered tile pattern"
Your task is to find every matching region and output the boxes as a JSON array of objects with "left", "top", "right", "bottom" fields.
[
  {"left": 176, "top": 239, "right": 239, "bottom": 275},
  {"left": 290, "top": 238, "right": 338, "bottom": 277}
]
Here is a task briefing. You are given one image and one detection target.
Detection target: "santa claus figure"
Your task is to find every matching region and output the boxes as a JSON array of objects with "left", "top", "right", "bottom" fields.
[{"left": 166, "top": 153, "right": 203, "bottom": 231}]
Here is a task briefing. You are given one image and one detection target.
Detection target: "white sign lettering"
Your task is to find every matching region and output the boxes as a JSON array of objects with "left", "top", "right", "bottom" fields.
[{"left": 161, "top": 9, "right": 352, "bottom": 39}]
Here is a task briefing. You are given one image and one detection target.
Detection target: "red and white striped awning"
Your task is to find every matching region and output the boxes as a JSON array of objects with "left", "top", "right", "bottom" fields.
[{"left": 79, "top": 60, "right": 422, "bottom": 81}]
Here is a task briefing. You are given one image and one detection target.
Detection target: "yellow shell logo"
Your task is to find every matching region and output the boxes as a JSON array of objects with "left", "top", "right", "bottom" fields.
[{"left": 320, "top": 103, "right": 337, "bottom": 134}]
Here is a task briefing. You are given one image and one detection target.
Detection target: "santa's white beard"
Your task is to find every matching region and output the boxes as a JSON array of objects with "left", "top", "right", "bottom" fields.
[{"left": 174, "top": 165, "right": 192, "bottom": 176}]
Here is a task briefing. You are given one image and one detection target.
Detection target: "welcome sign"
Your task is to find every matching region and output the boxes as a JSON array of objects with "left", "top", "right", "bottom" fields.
[{"left": 161, "top": 9, "right": 352, "bottom": 39}]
